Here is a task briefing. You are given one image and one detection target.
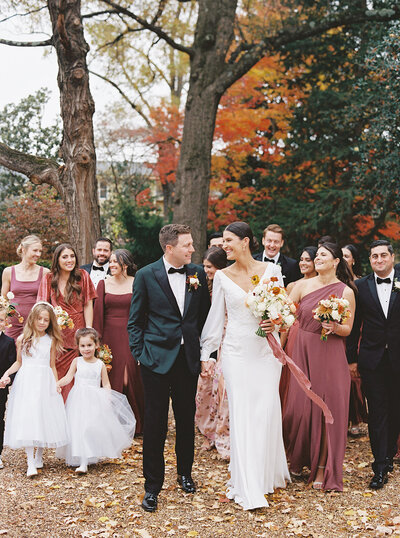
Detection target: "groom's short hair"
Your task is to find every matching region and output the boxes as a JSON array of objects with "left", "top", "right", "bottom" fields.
[{"left": 159, "top": 224, "right": 191, "bottom": 251}]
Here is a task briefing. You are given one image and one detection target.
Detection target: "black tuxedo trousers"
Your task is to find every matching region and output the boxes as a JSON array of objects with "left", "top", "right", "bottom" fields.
[
  {"left": 359, "top": 352, "right": 400, "bottom": 473},
  {"left": 140, "top": 346, "right": 198, "bottom": 494}
]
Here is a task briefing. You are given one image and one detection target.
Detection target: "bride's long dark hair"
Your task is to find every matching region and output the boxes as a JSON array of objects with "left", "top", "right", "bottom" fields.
[{"left": 319, "top": 242, "right": 357, "bottom": 295}]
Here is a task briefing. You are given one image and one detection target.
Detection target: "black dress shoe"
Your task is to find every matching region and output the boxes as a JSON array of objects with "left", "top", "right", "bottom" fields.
[
  {"left": 177, "top": 474, "right": 196, "bottom": 493},
  {"left": 142, "top": 492, "right": 158, "bottom": 512},
  {"left": 369, "top": 472, "right": 388, "bottom": 490}
]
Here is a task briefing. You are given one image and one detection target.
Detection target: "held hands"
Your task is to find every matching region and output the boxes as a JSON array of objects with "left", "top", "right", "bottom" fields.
[
  {"left": 349, "top": 362, "right": 359, "bottom": 378},
  {"left": 56, "top": 381, "right": 62, "bottom": 393},
  {"left": 201, "top": 360, "right": 215, "bottom": 378},
  {"left": 0, "top": 376, "right": 10, "bottom": 388}
]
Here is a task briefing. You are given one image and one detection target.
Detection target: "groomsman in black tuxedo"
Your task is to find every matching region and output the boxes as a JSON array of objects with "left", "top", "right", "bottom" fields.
[
  {"left": 127, "top": 224, "right": 211, "bottom": 512},
  {"left": 347, "top": 240, "right": 400, "bottom": 489},
  {"left": 253, "top": 224, "right": 301, "bottom": 285},
  {"left": 81, "top": 237, "right": 112, "bottom": 288},
  {"left": 0, "top": 307, "right": 16, "bottom": 469}
]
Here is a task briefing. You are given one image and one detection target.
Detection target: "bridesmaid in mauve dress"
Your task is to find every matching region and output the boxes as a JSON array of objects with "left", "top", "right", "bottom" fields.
[
  {"left": 195, "top": 246, "right": 229, "bottom": 460},
  {"left": 280, "top": 246, "right": 318, "bottom": 411},
  {"left": 342, "top": 244, "right": 368, "bottom": 435},
  {"left": 93, "top": 249, "right": 144, "bottom": 434},
  {"left": 1, "top": 235, "right": 50, "bottom": 340},
  {"left": 37, "top": 243, "right": 96, "bottom": 401},
  {"left": 283, "top": 243, "right": 356, "bottom": 491}
]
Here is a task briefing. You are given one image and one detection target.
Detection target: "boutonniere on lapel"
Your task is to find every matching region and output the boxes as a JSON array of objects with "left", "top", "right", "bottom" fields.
[
  {"left": 187, "top": 273, "right": 201, "bottom": 292},
  {"left": 393, "top": 278, "right": 400, "bottom": 293}
]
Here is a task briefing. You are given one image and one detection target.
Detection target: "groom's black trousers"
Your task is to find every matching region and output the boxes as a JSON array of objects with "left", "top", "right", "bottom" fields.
[{"left": 140, "top": 346, "right": 199, "bottom": 494}]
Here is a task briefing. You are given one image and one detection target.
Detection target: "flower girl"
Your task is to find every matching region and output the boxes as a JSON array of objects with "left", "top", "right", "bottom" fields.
[
  {"left": 0, "top": 302, "right": 68, "bottom": 477},
  {"left": 56, "top": 328, "right": 135, "bottom": 474}
]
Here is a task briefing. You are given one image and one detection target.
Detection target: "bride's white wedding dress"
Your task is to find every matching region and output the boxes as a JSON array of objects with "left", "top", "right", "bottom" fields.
[{"left": 200, "top": 263, "right": 290, "bottom": 510}]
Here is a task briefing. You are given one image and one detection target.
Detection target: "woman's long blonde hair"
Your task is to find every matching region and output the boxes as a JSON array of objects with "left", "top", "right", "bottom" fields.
[{"left": 21, "top": 303, "right": 64, "bottom": 356}]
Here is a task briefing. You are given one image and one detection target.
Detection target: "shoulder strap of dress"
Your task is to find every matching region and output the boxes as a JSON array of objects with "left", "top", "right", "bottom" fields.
[
  {"left": 10, "top": 265, "right": 15, "bottom": 283},
  {"left": 38, "top": 266, "right": 44, "bottom": 280}
]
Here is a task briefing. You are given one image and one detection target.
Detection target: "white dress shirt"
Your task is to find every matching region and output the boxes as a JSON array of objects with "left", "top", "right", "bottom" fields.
[
  {"left": 163, "top": 257, "right": 186, "bottom": 317},
  {"left": 262, "top": 251, "right": 280, "bottom": 264},
  {"left": 375, "top": 269, "right": 394, "bottom": 318},
  {"left": 90, "top": 261, "right": 109, "bottom": 289}
]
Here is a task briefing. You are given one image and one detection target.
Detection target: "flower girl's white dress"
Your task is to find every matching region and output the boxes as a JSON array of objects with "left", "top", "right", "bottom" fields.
[
  {"left": 4, "top": 334, "right": 68, "bottom": 448},
  {"left": 57, "top": 357, "right": 136, "bottom": 466},
  {"left": 200, "top": 264, "right": 290, "bottom": 510}
]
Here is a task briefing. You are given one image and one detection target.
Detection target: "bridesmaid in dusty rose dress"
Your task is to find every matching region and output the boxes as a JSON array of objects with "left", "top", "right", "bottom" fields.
[
  {"left": 283, "top": 243, "right": 356, "bottom": 491},
  {"left": 280, "top": 246, "right": 318, "bottom": 411},
  {"left": 37, "top": 244, "right": 96, "bottom": 401},
  {"left": 342, "top": 244, "right": 368, "bottom": 436},
  {"left": 93, "top": 249, "right": 144, "bottom": 434},
  {"left": 1, "top": 235, "right": 50, "bottom": 340},
  {"left": 195, "top": 246, "right": 229, "bottom": 459}
]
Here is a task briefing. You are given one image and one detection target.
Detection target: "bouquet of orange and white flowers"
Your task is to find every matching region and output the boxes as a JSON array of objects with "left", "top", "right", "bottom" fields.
[
  {"left": 246, "top": 276, "right": 297, "bottom": 337},
  {"left": 97, "top": 344, "right": 113, "bottom": 372},
  {"left": 313, "top": 294, "right": 351, "bottom": 341},
  {"left": 0, "top": 292, "right": 24, "bottom": 324},
  {"left": 54, "top": 306, "right": 74, "bottom": 330}
]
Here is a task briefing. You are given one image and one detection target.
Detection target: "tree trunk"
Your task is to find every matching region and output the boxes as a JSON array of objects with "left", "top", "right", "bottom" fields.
[
  {"left": 48, "top": 0, "right": 101, "bottom": 264},
  {"left": 173, "top": 0, "right": 238, "bottom": 262}
]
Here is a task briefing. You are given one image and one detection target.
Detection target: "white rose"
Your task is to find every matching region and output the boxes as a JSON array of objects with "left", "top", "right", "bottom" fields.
[
  {"left": 395, "top": 281, "right": 400, "bottom": 290},
  {"left": 6, "top": 291, "right": 14, "bottom": 300},
  {"left": 189, "top": 277, "right": 197, "bottom": 285},
  {"left": 331, "top": 310, "right": 341, "bottom": 321}
]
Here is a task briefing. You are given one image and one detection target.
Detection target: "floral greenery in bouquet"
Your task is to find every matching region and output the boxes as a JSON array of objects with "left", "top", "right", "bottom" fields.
[
  {"left": 97, "top": 344, "right": 113, "bottom": 372},
  {"left": 0, "top": 292, "right": 24, "bottom": 324},
  {"left": 312, "top": 294, "right": 351, "bottom": 341},
  {"left": 246, "top": 276, "right": 297, "bottom": 337},
  {"left": 54, "top": 306, "right": 74, "bottom": 330}
]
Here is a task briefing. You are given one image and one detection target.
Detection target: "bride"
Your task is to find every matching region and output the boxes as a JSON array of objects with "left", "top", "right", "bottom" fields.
[{"left": 200, "top": 221, "right": 290, "bottom": 510}]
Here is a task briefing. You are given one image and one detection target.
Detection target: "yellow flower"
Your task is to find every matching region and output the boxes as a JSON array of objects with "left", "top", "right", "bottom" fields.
[{"left": 251, "top": 275, "right": 260, "bottom": 286}]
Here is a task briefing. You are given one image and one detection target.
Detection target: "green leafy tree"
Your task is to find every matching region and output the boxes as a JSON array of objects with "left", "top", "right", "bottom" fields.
[{"left": 0, "top": 89, "right": 61, "bottom": 200}]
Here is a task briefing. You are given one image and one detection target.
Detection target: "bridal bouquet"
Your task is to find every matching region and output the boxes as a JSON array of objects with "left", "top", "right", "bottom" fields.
[
  {"left": 97, "top": 344, "right": 113, "bottom": 372},
  {"left": 54, "top": 306, "right": 74, "bottom": 330},
  {"left": 313, "top": 294, "right": 351, "bottom": 341},
  {"left": 246, "top": 277, "right": 297, "bottom": 337}
]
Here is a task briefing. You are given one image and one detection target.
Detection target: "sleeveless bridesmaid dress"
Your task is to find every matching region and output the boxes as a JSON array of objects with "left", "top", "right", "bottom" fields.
[
  {"left": 283, "top": 282, "right": 351, "bottom": 491},
  {"left": 93, "top": 280, "right": 144, "bottom": 434},
  {"left": 5, "top": 266, "right": 43, "bottom": 340}
]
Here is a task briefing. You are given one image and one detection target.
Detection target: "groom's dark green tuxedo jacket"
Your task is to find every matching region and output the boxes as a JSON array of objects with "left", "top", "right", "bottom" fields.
[{"left": 128, "top": 257, "right": 211, "bottom": 375}]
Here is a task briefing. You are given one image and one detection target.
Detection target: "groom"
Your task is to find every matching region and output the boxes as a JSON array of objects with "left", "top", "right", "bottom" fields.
[{"left": 128, "top": 224, "right": 212, "bottom": 512}]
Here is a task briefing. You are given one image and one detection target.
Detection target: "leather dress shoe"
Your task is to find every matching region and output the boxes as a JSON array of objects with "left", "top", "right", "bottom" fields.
[
  {"left": 142, "top": 492, "right": 158, "bottom": 512},
  {"left": 177, "top": 474, "right": 196, "bottom": 493},
  {"left": 369, "top": 472, "right": 388, "bottom": 490}
]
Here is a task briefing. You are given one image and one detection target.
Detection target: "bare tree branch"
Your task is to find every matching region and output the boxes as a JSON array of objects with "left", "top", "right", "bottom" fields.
[
  {"left": 82, "top": 9, "right": 118, "bottom": 19},
  {"left": 0, "top": 5, "right": 47, "bottom": 24},
  {"left": 99, "top": 0, "right": 193, "bottom": 56},
  {"left": 89, "top": 70, "right": 152, "bottom": 127},
  {"left": 0, "top": 37, "right": 52, "bottom": 47},
  {"left": 216, "top": 6, "right": 400, "bottom": 93},
  {"left": 0, "top": 142, "right": 63, "bottom": 194}
]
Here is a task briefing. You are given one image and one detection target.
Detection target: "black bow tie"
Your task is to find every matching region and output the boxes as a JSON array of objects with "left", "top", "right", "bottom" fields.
[
  {"left": 377, "top": 277, "right": 391, "bottom": 285},
  {"left": 168, "top": 266, "right": 186, "bottom": 275},
  {"left": 92, "top": 265, "right": 104, "bottom": 271},
  {"left": 265, "top": 258, "right": 275, "bottom": 264}
]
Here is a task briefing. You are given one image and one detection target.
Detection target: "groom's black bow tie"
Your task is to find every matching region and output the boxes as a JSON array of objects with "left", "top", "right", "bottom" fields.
[
  {"left": 92, "top": 265, "right": 104, "bottom": 271},
  {"left": 377, "top": 277, "right": 391, "bottom": 285},
  {"left": 264, "top": 258, "right": 275, "bottom": 263},
  {"left": 168, "top": 266, "right": 186, "bottom": 275}
]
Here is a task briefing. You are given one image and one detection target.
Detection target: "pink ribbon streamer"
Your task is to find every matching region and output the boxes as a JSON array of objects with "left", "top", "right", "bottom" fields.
[{"left": 267, "top": 333, "right": 334, "bottom": 424}]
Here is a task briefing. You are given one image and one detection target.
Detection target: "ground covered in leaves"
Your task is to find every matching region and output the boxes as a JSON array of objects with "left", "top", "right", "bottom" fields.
[{"left": 0, "top": 421, "right": 399, "bottom": 537}]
